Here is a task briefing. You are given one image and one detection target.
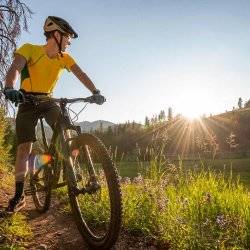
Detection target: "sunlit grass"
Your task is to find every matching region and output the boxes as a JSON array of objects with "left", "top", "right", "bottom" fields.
[
  {"left": 0, "top": 169, "right": 32, "bottom": 249},
  {"left": 57, "top": 158, "right": 250, "bottom": 249},
  {"left": 0, "top": 205, "right": 32, "bottom": 249}
]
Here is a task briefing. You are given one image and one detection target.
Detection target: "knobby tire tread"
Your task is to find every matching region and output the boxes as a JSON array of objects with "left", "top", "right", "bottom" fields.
[{"left": 65, "top": 133, "right": 122, "bottom": 250}]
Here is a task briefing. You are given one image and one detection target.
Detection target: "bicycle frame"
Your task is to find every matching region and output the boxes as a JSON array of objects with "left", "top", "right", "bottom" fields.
[
  {"left": 37, "top": 97, "right": 97, "bottom": 193},
  {"left": 25, "top": 95, "right": 122, "bottom": 249},
  {"left": 36, "top": 99, "right": 80, "bottom": 187}
]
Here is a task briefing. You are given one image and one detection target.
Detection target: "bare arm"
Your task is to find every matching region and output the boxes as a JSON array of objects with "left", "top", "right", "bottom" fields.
[
  {"left": 70, "top": 64, "right": 98, "bottom": 93},
  {"left": 5, "top": 54, "right": 27, "bottom": 88}
]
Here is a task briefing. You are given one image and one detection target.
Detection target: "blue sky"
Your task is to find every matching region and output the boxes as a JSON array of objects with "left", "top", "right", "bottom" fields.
[{"left": 17, "top": 0, "right": 250, "bottom": 123}]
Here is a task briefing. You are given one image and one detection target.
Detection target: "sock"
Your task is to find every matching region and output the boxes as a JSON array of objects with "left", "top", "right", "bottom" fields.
[{"left": 14, "top": 181, "right": 24, "bottom": 200}]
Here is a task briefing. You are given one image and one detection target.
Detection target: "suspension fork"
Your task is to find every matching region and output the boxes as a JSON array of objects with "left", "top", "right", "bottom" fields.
[
  {"left": 59, "top": 127, "right": 76, "bottom": 180},
  {"left": 84, "top": 145, "right": 98, "bottom": 182},
  {"left": 61, "top": 127, "right": 100, "bottom": 195},
  {"left": 62, "top": 125, "right": 97, "bottom": 181}
]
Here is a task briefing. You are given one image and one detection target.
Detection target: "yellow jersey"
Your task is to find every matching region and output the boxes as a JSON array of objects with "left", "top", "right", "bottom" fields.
[{"left": 15, "top": 43, "right": 76, "bottom": 94}]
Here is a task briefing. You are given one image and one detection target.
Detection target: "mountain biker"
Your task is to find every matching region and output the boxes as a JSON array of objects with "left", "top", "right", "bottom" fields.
[{"left": 3, "top": 16, "right": 105, "bottom": 213}]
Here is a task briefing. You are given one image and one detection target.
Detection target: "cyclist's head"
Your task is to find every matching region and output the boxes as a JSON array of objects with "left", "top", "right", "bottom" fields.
[
  {"left": 44, "top": 16, "right": 78, "bottom": 55},
  {"left": 44, "top": 16, "right": 78, "bottom": 39}
]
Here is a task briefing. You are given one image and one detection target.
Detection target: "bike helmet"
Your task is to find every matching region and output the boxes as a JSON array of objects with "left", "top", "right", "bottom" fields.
[{"left": 44, "top": 16, "right": 78, "bottom": 38}]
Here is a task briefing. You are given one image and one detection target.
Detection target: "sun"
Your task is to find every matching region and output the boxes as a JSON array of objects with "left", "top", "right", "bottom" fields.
[
  {"left": 175, "top": 90, "right": 213, "bottom": 120},
  {"left": 181, "top": 105, "right": 204, "bottom": 120}
]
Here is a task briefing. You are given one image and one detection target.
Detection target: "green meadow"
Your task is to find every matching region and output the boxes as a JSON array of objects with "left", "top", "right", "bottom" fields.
[{"left": 117, "top": 158, "right": 250, "bottom": 187}]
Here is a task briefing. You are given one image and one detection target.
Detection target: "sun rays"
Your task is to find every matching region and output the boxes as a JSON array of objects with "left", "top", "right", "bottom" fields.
[{"left": 134, "top": 114, "right": 229, "bottom": 158}]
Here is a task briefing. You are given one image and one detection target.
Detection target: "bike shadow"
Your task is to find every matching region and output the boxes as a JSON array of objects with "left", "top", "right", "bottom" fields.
[{"left": 24, "top": 207, "right": 40, "bottom": 220}]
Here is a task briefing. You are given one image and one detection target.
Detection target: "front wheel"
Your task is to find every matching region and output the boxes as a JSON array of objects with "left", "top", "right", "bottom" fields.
[{"left": 65, "top": 133, "right": 122, "bottom": 249}]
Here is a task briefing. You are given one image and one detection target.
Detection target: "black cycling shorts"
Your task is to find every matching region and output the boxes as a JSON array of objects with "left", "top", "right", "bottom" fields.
[{"left": 16, "top": 100, "right": 61, "bottom": 145}]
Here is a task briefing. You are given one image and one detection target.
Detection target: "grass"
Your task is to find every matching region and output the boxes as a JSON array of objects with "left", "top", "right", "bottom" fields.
[
  {"left": 0, "top": 170, "right": 32, "bottom": 249},
  {"left": 121, "top": 165, "right": 250, "bottom": 249},
  {"left": 0, "top": 213, "right": 32, "bottom": 249},
  {"left": 117, "top": 158, "right": 250, "bottom": 187},
  {"left": 57, "top": 158, "right": 250, "bottom": 249}
]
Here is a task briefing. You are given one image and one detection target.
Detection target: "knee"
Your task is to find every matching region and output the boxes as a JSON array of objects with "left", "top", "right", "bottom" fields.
[{"left": 17, "top": 142, "right": 33, "bottom": 160}]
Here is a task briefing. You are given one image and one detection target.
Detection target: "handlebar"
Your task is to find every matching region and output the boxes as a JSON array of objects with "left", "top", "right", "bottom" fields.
[{"left": 23, "top": 94, "right": 95, "bottom": 104}]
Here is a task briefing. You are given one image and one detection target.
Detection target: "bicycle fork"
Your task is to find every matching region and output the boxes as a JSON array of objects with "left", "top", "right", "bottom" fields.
[{"left": 62, "top": 129, "right": 100, "bottom": 196}]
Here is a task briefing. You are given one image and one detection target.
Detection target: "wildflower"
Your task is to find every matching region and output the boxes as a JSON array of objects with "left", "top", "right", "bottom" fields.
[
  {"left": 203, "top": 218, "right": 210, "bottom": 226},
  {"left": 122, "top": 177, "right": 131, "bottom": 185},
  {"left": 133, "top": 173, "right": 143, "bottom": 184},
  {"left": 157, "top": 196, "right": 169, "bottom": 211},
  {"left": 203, "top": 192, "right": 212, "bottom": 203},
  {"left": 216, "top": 214, "right": 227, "bottom": 229},
  {"left": 160, "top": 176, "right": 169, "bottom": 188},
  {"left": 118, "top": 175, "right": 122, "bottom": 183}
]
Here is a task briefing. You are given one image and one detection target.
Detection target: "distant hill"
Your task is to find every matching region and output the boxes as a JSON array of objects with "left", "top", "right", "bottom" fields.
[
  {"left": 76, "top": 120, "right": 115, "bottom": 132},
  {"left": 144, "top": 107, "right": 250, "bottom": 157},
  {"left": 202, "top": 107, "right": 250, "bottom": 155},
  {"left": 6, "top": 116, "right": 115, "bottom": 133},
  {"left": 93, "top": 107, "right": 250, "bottom": 159},
  {"left": 6, "top": 107, "right": 250, "bottom": 158},
  {"left": 31, "top": 120, "right": 115, "bottom": 144},
  {"left": 34, "top": 120, "right": 115, "bottom": 140}
]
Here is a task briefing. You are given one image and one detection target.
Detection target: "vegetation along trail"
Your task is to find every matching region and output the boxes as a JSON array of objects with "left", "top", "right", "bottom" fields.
[{"left": 0, "top": 186, "right": 161, "bottom": 249}]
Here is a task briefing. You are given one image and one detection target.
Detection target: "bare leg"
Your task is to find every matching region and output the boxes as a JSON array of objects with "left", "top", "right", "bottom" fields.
[
  {"left": 28, "top": 150, "right": 36, "bottom": 175},
  {"left": 15, "top": 142, "right": 33, "bottom": 182},
  {"left": 6, "top": 142, "right": 33, "bottom": 211}
]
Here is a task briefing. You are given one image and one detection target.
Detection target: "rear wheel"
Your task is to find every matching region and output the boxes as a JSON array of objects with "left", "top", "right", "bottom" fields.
[
  {"left": 29, "top": 162, "right": 52, "bottom": 213},
  {"left": 65, "top": 133, "right": 122, "bottom": 249}
]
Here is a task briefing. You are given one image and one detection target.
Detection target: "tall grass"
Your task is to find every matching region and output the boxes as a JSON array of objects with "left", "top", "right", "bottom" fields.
[
  {"left": 121, "top": 160, "right": 250, "bottom": 249},
  {"left": 56, "top": 156, "right": 250, "bottom": 249},
  {"left": 0, "top": 211, "right": 32, "bottom": 249},
  {"left": 0, "top": 171, "right": 32, "bottom": 249}
]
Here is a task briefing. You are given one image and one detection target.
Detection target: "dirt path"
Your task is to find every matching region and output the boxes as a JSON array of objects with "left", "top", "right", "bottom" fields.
[{"left": 0, "top": 188, "right": 163, "bottom": 250}]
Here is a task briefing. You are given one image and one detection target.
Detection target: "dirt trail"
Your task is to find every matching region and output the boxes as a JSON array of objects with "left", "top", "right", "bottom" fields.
[{"left": 0, "top": 188, "right": 162, "bottom": 250}]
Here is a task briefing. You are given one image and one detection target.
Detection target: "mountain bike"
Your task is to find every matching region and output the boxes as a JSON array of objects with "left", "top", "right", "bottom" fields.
[{"left": 23, "top": 94, "right": 122, "bottom": 249}]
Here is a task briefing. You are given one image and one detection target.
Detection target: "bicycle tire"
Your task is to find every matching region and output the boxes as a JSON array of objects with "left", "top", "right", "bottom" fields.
[
  {"left": 29, "top": 143, "right": 53, "bottom": 213},
  {"left": 64, "top": 133, "right": 122, "bottom": 249}
]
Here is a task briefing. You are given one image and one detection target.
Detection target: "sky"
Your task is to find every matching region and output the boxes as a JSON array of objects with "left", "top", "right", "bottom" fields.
[{"left": 16, "top": 0, "right": 250, "bottom": 123}]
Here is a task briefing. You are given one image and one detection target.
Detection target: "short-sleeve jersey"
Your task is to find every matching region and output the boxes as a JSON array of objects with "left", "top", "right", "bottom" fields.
[{"left": 15, "top": 43, "right": 76, "bottom": 93}]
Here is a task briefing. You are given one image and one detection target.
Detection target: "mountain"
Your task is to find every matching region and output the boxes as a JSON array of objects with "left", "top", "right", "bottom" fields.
[
  {"left": 33, "top": 120, "right": 115, "bottom": 145},
  {"left": 76, "top": 120, "right": 115, "bottom": 132},
  {"left": 35, "top": 120, "right": 115, "bottom": 137}
]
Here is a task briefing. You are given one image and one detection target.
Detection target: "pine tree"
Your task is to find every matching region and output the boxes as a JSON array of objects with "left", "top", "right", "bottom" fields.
[
  {"left": 168, "top": 107, "right": 173, "bottom": 121},
  {"left": 145, "top": 116, "right": 150, "bottom": 127},
  {"left": 161, "top": 110, "right": 166, "bottom": 120},
  {"left": 245, "top": 100, "right": 250, "bottom": 108},
  {"left": 238, "top": 97, "right": 243, "bottom": 109},
  {"left": 132, "top": 121, "right": 135, "bottom": 129},
  {"left": 158, "top": 110, "right": 166, "bottom": 121},
  {"left": 107, "top": 126, "right": 113, "bottom": 135}
]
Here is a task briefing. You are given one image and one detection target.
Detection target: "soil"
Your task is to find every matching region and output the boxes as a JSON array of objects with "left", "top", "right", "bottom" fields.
[{"left": 0, "top": 185, "right": 169, "bottom": 250}]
